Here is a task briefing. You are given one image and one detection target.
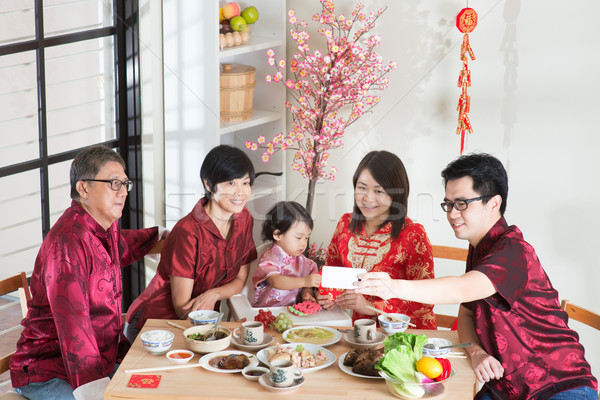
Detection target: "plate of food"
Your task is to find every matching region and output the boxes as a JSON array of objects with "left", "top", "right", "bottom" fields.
[
  {"left": 282, "top": 326, "right": 342, "bottom": 346},
  {"left": 199, "top": 350, "right": 258, "bottom": 373},
  {"left": 338, "top": 349, "right": 384, "bottom": 379},
  {"left": 257, "top": 343, "right": 336, "bottom": 372},
  {"left": 343, "top": 331, "right": 386, "bottom": 349}
]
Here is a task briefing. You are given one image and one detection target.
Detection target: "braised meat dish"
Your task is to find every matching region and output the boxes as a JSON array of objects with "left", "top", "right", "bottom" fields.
[{"left": 343, "top": 348, "right": 384, "bottom": 377}]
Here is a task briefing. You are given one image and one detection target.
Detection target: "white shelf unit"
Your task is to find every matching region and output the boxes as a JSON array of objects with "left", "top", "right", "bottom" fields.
[{"left": 163, "top": 0, "right": 287, "bottom": 236}]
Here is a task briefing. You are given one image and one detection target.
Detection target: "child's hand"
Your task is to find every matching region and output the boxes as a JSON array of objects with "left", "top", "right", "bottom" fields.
[
  {"left": 301, "top": 290, "right": 317, "bottom": 303},
  {"left": 304, "top": 273, "right": 321, "bottom": 288}
]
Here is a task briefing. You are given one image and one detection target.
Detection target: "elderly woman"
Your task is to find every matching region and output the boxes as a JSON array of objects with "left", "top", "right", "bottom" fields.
[
  {"left": 317, "top": 150, "right": 437, "bottom": 329},
  {"left": 10, "top": 145, "right": 163, "bottom": 400},
  {"left": 125, "top": 145, "right": 257, "bottom": 341}
]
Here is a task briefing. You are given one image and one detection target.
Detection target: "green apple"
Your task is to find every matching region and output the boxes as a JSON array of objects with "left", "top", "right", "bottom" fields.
[
  {"left": 229, "top": 15, "right": 247, "bottom": 32},
  {"left": 241, "top": 6, "right": 259, "bottom": 24}
]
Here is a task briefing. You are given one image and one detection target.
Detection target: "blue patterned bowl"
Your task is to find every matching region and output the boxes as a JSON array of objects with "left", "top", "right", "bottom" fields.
[
  {"left": 140, "top": 330, "right": 174, "bottom": 355},
  {"left": 378, "top": 313, "right": 410, "bottom": 335}
]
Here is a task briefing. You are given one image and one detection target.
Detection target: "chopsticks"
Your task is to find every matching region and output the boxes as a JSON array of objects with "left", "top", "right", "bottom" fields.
[
  {"left": 166, "top": 321, "right": 187, "bottom": 330},
  {"left": 365, "top": 306, "right": 417, "bottom": 327},
  {"left": 125, "top": 363, "right": 204, "bottom": 374}
]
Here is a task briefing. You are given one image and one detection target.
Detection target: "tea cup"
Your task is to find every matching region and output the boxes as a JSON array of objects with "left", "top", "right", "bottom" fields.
[
  {"left": 233, "top": 321, "right": 264, "bottom": 345},
  {"left": 353, "top": 318, "right": 376, "bottom": 343},
  {"left": 269, "top": 359, "right": 303, "bottom": 387}
]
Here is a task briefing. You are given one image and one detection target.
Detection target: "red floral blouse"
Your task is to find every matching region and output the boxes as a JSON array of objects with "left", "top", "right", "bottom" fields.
[{"left": 326, "top": 213, "right": 437, "bottom": 329}]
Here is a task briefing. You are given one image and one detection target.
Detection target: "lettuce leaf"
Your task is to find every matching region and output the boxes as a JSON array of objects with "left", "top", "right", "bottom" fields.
[{"left": 375, "top": 332, "right": 428, "bottom": 381}]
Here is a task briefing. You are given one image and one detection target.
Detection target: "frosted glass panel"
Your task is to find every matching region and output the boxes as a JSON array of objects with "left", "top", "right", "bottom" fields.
[
  {"left": 48, "top": 160, "right": 73, "bottom": 227},
  {"left": 45, "top": 37, "right": 116, "bottom": 155},
  {"left": 44, "top": 0, "right": 113, "bottom": 37},
  {"left": 0, "top": 1, "right": 35, "bottom": 46},
  {"left": 0, "top": 169, "right": 42, "bottom": 276},
  {"left": 0, "top": 51, "right": 39, "bottom": 167}
]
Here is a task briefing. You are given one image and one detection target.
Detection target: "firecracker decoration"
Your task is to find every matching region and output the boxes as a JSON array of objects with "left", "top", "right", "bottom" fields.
[{"left": 456, "top": 7, "right": 477, "bottom": 154}]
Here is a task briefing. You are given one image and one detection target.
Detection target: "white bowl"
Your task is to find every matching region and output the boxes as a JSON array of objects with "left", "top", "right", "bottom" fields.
[
  {"left": 378, "top": 313, "right": 410, "bottom": 335},
  {"left": 381, "top": 370, "right": 454, "bottom": 399},
  {"left": 188, "top": 310, "right": 220, "bottom": 326},
  {"left": 241, "top": 366, "right": 269, "bottom": 381},
  {"left": 166, "top": 349, "right": 194, "bottom": 364},
  {"left": 140, "top": 330, "right": 174, "bottom": 355},
  {"left": 183, "top": 324, "right": 231, "bottom": 353},
  {"left": 422, "top": 338, "right": 452, "bottom": 358}
]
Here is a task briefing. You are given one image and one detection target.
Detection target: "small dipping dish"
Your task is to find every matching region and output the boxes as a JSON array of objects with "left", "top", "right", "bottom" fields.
[
  {"left": 242, "top": 366, "right": 269, "bottom": 381},
  {"left": 166, "top": 349, "right": 194, "bottom": 364}
]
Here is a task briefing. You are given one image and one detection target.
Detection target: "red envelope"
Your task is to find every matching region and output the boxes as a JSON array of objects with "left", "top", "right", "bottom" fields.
[{"left": 127, "top": 374, "right": 162, "bottom": 388}]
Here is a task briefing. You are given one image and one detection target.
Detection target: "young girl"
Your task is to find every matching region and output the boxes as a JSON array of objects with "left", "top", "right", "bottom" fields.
[{"left": 252, "top": 201, "right": 321, "bottom": 307}]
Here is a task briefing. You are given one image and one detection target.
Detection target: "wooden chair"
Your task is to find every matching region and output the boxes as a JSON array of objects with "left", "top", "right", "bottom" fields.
[
  {"left": 560, "top": 299, "right": 600, "bottom": 331},
  {"left": 432, "top": 245, "right": 468, "bottom": 329},
  {"left": 0, "top": 272, "right": 31, "bottom": 398}
]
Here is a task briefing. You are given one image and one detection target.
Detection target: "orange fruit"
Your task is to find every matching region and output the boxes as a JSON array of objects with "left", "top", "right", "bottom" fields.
[{"left": 416, "top": 356, "right": 443, "bottom": 379}]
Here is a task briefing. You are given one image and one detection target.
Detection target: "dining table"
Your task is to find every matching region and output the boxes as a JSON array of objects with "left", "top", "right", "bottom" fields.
[{"left": 104, "top": 319, "right": 477, "bottom": 399}]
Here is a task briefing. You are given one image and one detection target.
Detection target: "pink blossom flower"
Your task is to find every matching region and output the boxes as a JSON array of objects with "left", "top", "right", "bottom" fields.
[{"left": 257, "top": 136, "right": 265, "bottom": 144}]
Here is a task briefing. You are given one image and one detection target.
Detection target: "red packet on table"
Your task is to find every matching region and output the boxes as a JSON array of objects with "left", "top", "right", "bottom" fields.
[{"left": 127, "top": 374, "right": 162, "bottom": 388}]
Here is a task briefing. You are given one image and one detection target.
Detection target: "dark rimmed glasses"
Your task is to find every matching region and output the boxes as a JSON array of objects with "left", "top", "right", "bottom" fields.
[
  {"left": 81, "top": 178, "right": 133, "bottom": 192},
  {"left": 440, "top": 195, "right": 492, "bottom": 212}
]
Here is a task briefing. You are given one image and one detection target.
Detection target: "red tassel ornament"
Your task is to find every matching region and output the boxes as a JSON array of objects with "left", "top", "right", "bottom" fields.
[{"left": 456, "top": 7, "right": 477, "bottom": 154}]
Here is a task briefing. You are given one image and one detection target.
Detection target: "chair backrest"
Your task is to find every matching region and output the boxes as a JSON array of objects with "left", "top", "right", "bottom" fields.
[
  {"left": 0, "top": 272, "right": 30, "bottom": 322},
  {"left": 242, "top": 243, "right": 271, "bottom": 303},
  {"left": 561, "top": 299, "right": 600, "bottom": 331},
  {"left": 0, "top": 272, "right": 31, "bottom": 386},
  {"left": 432, "top": 245, "right": 468, "bottom": 329}
]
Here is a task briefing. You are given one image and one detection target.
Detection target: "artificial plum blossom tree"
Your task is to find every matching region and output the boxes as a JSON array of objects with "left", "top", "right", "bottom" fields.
[{"left": 246, "top": 0, "right": 397, "bottom": 215}]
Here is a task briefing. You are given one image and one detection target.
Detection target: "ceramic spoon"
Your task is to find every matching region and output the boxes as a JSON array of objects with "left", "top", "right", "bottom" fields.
[
  {"left": 206, "top": 312, "right": 224, "bottom": 341},
  {"left": 423, "top": 342, "right": 472, "bottom": 351}
]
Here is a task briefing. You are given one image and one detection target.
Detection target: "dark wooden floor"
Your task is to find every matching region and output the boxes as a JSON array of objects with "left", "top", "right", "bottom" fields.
[{"left": 0, "top": 295, "right": 24, "bottom": 395}]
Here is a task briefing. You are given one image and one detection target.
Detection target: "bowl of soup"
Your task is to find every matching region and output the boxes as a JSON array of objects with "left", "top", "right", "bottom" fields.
[{"left": 183, "top": 324, "right": 231, "bottom": 353}]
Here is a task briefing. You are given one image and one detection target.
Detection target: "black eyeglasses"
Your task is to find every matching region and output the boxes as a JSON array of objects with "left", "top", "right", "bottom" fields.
[
  {"left": 81, "top": 179, "right": 133, "bottom": 192},
  {"left": 440, "top": 195, "right": 492, "bottom": 212}
]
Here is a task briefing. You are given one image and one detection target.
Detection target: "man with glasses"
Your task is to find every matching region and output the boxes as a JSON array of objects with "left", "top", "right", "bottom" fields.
[
  {"left": 355, "top": 153, "right": 597, "bottom": 399},
  {"left": 10, "top": 145, "right": 166, "bottom": 400}
]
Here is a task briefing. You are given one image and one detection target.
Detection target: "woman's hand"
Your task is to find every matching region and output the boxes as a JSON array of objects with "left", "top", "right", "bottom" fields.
[
  {"left": 316, "top": 293, "right": 337, "bottom": 310},
  {"left": 304, "top": 273, "right": 321, "bottom": 288},
  {"left": 469, "top": 348, "right": 505, "bottom": 383},
  {"left": 301, "top": 288, "right": 317, "bottom": 303},
  {"left": 334, "top": 289, "right": 372, "bottom": 313},
  {"left": 353, "top": 272, "right": 397, "bottom": 300},
  {"left": 181, "top": 289, "right": 220, "bottom": 315}
]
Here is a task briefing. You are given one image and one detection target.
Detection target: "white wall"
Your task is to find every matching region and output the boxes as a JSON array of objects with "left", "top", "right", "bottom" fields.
[{"left": 285, "top": 0, "right": 600, "bottom": 376}]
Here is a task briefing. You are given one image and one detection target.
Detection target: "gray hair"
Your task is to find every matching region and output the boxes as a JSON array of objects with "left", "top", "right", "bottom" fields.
[{"left": 70, "top": 145, "right": 125, "bottom": 200}]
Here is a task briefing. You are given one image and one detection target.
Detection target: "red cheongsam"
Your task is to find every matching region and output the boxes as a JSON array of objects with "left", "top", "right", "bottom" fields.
[{"left": 326, "top": 214, "right": 437, "bottom": 329}]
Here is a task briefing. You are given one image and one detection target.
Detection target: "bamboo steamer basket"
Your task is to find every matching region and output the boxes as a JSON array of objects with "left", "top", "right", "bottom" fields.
[{"left": 220, "top": 63, "right": 256, "bottom": 122}]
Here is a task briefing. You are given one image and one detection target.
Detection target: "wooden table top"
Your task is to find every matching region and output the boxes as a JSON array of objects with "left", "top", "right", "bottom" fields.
[{"left": 104, "top": 319, "right": 476, "bottom": 399}]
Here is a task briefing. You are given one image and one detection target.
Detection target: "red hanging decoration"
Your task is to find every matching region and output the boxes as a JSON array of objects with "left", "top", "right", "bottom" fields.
[{"left": 456, "top": 7, "right": 477, "bottom": 154}]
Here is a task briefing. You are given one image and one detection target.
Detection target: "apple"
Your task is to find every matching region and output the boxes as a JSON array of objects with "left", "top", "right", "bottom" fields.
[
  {"left": 229, "top": 15, "right": 247, "bottom": 32},
  {"left": 222, "top": 2, "right": 241, "bottom": 20},
  {"left": 240, "top": 6, "right": 259, "bottom": 24}
]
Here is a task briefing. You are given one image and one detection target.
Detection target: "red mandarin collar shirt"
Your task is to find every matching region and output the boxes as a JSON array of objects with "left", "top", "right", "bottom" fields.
[
  {"left": 126, "top": 197, "right": 257, "bottom": 329},
  {"left": 466, "top": 217, "right": 597, "bottom": 399},
  {"left": 326, "top": 214, "right": 437, "bottom": 329},
  {"left": 10, "top": 201, "right": 159, "bottom": 390}
]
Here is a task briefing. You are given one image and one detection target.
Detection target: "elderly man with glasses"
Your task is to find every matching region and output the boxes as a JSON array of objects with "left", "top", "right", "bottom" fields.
[
  {"left": 355, "top": 153, "right": 597, "bottom": 399},
  {"left": 10, "top": 145, "right": 166, "bottom": 400}
]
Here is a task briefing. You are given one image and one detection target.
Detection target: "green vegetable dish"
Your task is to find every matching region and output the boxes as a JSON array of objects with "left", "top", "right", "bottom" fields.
[{"left": 375, "top": 332, "right": 449, "bottom": 399}]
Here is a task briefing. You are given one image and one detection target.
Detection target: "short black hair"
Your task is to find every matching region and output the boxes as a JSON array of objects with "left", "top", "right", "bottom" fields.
[
  {"left": 70, "top": 145, "right": 125, "bottom": 200},
  {"left": 441, "top": 153, "right": 508, "bottom": 215},
  {"left": 262, "top": 201, "right": 313, "bottom": 242},
  {"left": 349, "top": 151, "right": 409, "bottom": 239},
  {"left": 200, "top": 145, "right": 256, "bottom": 199}
]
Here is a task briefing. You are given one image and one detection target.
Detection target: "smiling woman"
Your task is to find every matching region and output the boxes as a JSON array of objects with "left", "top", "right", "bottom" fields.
[
  {"left": 316, "top": 151, "right": 437, "bottom": 329},
  {"left": 125, "top": 145, "right": 258, "bottom": 343}
]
